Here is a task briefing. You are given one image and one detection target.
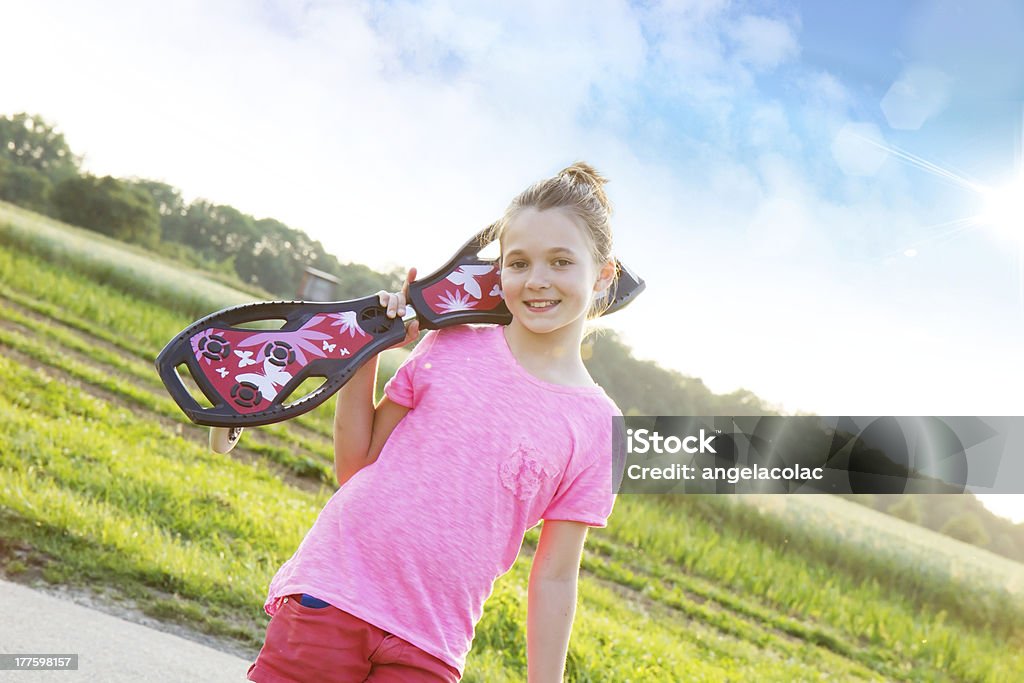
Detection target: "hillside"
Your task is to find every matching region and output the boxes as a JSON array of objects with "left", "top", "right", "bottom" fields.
[
  {"left": 4, "top": 109, "right": 1021, "bottom": 562},
  {"left": 0, "top": 204, "right": 1022, "bottom": 681}
]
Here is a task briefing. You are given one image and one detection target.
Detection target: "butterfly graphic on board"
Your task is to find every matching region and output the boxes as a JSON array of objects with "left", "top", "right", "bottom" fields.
[
  {"left": 445, "top": 265, "right": 495, "bottom": 299},
  {"left": 236, "top": 359, "right": 294, "bottom": 403},
  {"left": 234, "top": 350, "right": 257, "bottom": 367}
]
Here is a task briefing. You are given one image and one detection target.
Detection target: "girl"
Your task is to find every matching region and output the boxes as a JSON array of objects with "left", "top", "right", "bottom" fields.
[{"left": 247, "top": 162, "right": 623, "bottom": 682}]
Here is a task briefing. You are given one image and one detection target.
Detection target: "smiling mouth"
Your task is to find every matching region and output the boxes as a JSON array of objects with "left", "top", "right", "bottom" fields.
[{"left": 525, "top": 300, "right": 560, "bottom": 310}]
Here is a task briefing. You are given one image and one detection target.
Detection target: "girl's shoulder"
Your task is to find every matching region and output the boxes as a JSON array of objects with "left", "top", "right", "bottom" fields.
[
  {"left": 428, "top": 323, "right": 495, "bottom": 348},
  {"left": 428, "top": 324, "right": 623, "bottom": 413},
  {"left": 587, "top": 391, "right": 624, "bottom": 422},
  {"left": 410, "top": 324, "right": 498, "bottom": 368}
]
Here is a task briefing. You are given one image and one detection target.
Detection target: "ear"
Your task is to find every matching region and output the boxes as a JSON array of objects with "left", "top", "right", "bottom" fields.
[{"left": 593, "top": 259, "right": 616, "bottom": 294}]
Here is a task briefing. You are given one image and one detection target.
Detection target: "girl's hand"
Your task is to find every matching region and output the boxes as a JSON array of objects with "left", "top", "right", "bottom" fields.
[{"left": 377, "top": 267, "right": 420, "bottom": 349}]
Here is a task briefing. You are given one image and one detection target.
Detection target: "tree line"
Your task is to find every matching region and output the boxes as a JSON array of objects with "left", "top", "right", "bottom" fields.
[
  {"left": 2, "top": 112, "right": 1020, "bottom": 562},
  {"left": 840, "top": 493, "right": 1024, "bottom": 563},
  {"left": 0, "top": 112, "right": 397, "bottom": 299}
]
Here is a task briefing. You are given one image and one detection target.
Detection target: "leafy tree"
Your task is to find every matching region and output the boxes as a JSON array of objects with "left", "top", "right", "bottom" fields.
[
  {"left": 940, "top": 512, "right": 990, "bottom": 546},
  {"left": 0, "top": 113, "right": 80, "bottom": 182},
  {"left": 129, "top": 178, "right": 185, "bottom": 219},
  {"left": 713, "top": 387, "right": 771, "bottom": 415},
  {"left": 583, "top": 330, "right": 762, "bottom": 416},
  {"left": 52, "top": 174, "right": 160, "bottom": 246},
  {"left": 0, "top": 156, "right": 53, "bottom": 212},
  {"left": 888, "top": 496, "right": 923, "bottom": 524},
  {"left": 333, "top": 262, "right": 401, "bottom": 300},
  {"left": 162, "top": 200, "right": 255, "bottom": 261},
  {"left": 234, "top": 218, "right": 399, "bottom": 298},
  {"left": 991, "top": 532, "right": 1019, "bottom": 559},
  {"left": 231, "top": 218, "right": 305, "bottom": 296}
]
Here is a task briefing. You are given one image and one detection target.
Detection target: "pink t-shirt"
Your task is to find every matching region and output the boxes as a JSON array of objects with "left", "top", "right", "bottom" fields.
[{"left": 264, "top": 324, "right": 620, "bottom": 674}]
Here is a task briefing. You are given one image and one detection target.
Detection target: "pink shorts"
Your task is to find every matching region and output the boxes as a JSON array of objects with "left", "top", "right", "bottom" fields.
[{"left": 247, "top": 595, "right": 460, "bottom": 682}]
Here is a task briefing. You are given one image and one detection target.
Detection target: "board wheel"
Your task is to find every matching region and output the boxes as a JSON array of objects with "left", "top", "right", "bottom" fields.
[{"left": 210, "top": 426, "right": 243, "bottom": 454}]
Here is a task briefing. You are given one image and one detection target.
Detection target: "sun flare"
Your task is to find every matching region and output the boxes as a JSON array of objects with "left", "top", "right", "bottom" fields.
[{"left": 981, "top": 174, "right": 1024, "bottom": 241}]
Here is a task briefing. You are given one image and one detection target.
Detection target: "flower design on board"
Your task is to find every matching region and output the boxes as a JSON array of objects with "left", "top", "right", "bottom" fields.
[
  {"left": 437, "top": 289, "right": 477, "bottom": 313},
  {"left": 237, "top": 315, "right": 331, "bottom": 365},
  {"left": 328, "top": 311, "right": 369, "bottom": 338},
  {"left": 445, "top": 265, "right": 494, "bottom": 299}
]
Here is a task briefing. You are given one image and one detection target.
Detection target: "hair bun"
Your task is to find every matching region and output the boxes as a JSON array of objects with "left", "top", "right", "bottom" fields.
[{"left": 559, "top": 161, "right": 611, "bottom": 213}]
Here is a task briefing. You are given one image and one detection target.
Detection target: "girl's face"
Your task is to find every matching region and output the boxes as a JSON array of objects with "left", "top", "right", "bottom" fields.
[{"left": 499, "top": 207, "right": 613, "bottom": 337}]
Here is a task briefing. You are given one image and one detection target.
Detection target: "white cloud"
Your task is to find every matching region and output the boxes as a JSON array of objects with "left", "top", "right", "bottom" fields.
[
  {"left": 727, "top": 15, "right": 801, "bottom": 70},
  {"left": 747, "top": 101, "right": 801, "bottom": 152},
  {"left": 636, "top": 2, "right": 800, "bottom": 114},
  {"left": 1, "top": 0, "right": 1020, "bottom": 417},
  {"left": 0, "top": 0, "right": 650, "bottom": 269},
  {"left": 831, "top": 122, "right": 889, "bottom": 176}
]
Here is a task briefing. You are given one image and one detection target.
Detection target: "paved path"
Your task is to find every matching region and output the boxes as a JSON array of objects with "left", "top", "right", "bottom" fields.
[{"left": 0, "top": 580, "right": 254, "bottom": 682}]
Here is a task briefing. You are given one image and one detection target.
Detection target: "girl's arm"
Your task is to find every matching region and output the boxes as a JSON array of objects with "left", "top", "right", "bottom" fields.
[
  {"left": 334, "top": 268, "right": 418, "bottom": 487},
  {"left": 526, "top": 520, "right": 589, "bottom": 683},
  {"left": 333, "top": 356, "right": 411, "bottom": 487}
]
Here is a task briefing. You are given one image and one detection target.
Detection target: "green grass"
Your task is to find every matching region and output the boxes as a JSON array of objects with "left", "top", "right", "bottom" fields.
[
  {"left": 0, "top": 201, "right": 265, "bottom": 317},
  {"left": 1, "top": 206, "right": 1023, "bottom": 681},
  {"left": 0, "top": 355, "right": 328, "bottom": 641},
  {"left": 592, "top": 496, "right": 1023, "bottom": 681},
  {"left": 0, "top": 227, "right": 398, "bottom": 440},
  {"left": 0, "top": 312, "right": 335, "bottom": 481}
]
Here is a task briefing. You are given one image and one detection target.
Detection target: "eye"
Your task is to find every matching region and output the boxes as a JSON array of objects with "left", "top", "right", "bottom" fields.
[
  {"left": 506, "top": 260, "right": 527, "bottom": 269},
  {"left": 554, "top": 258, "right": 573, "bottom": 267}
]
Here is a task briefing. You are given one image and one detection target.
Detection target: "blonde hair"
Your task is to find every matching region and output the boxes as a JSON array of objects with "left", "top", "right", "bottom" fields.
[{"left": 488, "top": 162, "right": 618, "bottom": 319}]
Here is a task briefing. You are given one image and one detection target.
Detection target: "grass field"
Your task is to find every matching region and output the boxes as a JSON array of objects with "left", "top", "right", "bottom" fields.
[{"left": 1, "top": 201, "right": 1022, "bottom": 681}]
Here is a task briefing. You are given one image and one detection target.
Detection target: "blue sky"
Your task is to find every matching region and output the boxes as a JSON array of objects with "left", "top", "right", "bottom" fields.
[{"left": 2, "top": 1, "right": 1023, "bottom": 519}]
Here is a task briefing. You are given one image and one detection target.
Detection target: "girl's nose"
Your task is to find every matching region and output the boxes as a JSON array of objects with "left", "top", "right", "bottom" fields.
[{"left": 526, "top": 269, "right": 551, "bottom": 290}]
